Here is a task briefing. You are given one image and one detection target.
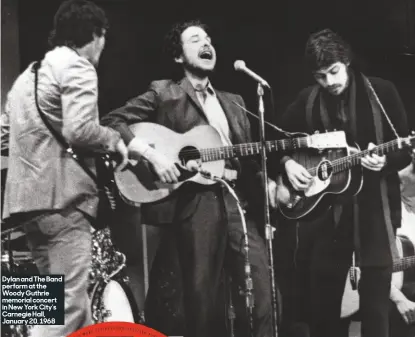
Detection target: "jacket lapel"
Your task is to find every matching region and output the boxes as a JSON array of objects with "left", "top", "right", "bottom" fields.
[
  {"left": 179, "top": 77, "right": 205, "bottom": 116},
  {"left": 216, "top": 90, "right": 242, "bottom": 144}
]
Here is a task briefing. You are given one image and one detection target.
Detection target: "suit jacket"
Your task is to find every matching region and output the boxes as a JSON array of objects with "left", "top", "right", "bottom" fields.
[
  {"left": 102, "top": 77, "right": 262, "bottom": 225},
  {"left": 1, "top": 46, "right": 120, "bottom": 220}
]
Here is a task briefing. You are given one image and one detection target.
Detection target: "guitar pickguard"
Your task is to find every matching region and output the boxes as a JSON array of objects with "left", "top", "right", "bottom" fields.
[
  {"left": 304, "top": 176, "right": 331, "bottom": 197},
  {"left": 304, "top": 159, "right": 333, "bottom": 197}
]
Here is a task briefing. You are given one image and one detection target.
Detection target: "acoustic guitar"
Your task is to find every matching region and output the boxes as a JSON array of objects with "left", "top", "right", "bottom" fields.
[
  {"left": 113, "top": 123, "right": 347, "bottom": 205},
  {"left": 277, "top": 134, "right": 415, "bottom": 220},
  {"left": 341, "top": 234, "right": 415, "bottom": 318}
]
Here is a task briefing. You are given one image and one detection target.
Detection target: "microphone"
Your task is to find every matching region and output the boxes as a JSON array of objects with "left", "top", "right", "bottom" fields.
[{"left": 234, "top": 60, "right": 270, "bottom": 88}]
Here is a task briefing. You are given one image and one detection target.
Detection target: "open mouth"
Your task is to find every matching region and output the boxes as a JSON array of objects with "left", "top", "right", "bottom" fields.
[{"left": 199, "top": 49, "right": 213, "bottom": 60}]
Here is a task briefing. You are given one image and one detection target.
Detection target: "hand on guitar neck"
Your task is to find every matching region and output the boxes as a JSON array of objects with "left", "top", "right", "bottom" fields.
[{"left": 360, "top": 142, "right": 387, "bottom": 172}]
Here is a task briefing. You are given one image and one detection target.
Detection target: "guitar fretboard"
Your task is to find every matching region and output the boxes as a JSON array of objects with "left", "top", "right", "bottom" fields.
[
  {"left": 307, "top": 137, "right": 412, "bottom": 175},
  {"left": 198, "top": 138, "right": 309, "bottom": 162},
  {"left": 393, "top": 255, "right": 415, "bottom": 273}
]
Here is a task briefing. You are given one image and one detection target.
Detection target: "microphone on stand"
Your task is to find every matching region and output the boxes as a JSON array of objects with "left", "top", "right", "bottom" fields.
[
  {"left": 235, "top": 59, "right": 279, "bottom": 337},
  {"left": 234, "top": 60, "right": 271, "bottom": 88}
]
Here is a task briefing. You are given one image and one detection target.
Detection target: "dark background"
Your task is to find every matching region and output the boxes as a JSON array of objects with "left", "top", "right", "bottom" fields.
[{"left": 14, "top": 0, "right": 415, "bottom": 132}]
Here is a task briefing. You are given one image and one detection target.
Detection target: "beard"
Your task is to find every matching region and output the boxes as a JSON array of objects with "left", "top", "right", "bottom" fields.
[{"left": 183, "top": 60, "right": 215, "bottom": 78}]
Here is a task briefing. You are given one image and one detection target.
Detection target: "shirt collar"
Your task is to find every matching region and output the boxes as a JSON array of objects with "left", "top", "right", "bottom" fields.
[{"left": 190, "top": 79, "right": 215, "bottom": 97}]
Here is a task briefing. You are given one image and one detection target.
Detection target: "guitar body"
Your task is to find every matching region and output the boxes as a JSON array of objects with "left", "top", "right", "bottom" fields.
[
  {"left": 114, "top": 123, "right": 225, "bottom": 205},
  {"left": 341, "top": 234, "right": 415, "bottom": 318},
  {"left": 278, "top": 146, "right": 364, "bottom": 220}
]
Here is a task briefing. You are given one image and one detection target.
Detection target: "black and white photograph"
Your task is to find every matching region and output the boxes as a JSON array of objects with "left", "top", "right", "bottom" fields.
[{"left": 1, "top": 0, "right": 415, "bottom": 336}]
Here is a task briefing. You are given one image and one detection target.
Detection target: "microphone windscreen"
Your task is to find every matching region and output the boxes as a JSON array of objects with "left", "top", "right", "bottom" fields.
[{"left": 234, "top": 60, "right": 246, "bottom": 71}]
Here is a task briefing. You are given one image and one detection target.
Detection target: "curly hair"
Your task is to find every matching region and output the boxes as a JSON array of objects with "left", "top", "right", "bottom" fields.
[
  {"left": 305, "top": 29, "right": 353, "bottom": 71},
  {"left": 163, "top": 19, "right": 209, "bottom": 61},
  {"left": 48, "top": 0, "right": 108, "bottom": 48}
]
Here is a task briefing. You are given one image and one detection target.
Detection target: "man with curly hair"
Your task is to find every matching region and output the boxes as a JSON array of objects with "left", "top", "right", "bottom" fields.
[
  {"left": 1, "top": 1, "right": 128, "bottom": 336},
  {"left": 102, "top": 20, "right": 275, "bottom": 337}
]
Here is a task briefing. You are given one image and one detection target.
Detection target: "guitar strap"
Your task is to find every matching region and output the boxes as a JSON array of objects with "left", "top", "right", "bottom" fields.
[
  {"left": 32, "top": 61, "right": 99, "bottom": 185},
  {"left": 363, "top": 75, "right": 400, "bottom": 261}
]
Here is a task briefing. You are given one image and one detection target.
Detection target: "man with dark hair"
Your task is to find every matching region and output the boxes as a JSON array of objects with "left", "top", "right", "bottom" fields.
[
  {"left": 101, "top": 20, "right": 275, "bottom": 337},
  {"left": 1, "top": 1, "right": 128, "bottom": 336},
  {"left": 276, "top": 29, "right": 411, "bottom": 337}
]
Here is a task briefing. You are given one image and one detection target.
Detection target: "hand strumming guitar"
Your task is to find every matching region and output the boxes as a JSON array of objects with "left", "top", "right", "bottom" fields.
[
  {"left": 284, "top": 158, "right": 313, "bottom": 191},
  {"left": 128, "top": 137, "right": 181, "bottom": 183}
]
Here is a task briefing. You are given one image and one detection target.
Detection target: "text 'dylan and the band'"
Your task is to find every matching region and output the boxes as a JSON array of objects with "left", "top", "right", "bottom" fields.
[{"left": 1, "top": 275, "right": 64, "bottom": 325}]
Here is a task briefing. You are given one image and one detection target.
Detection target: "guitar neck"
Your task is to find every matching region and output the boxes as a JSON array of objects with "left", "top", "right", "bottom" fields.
[
  {"left": 393, "top": 255, "right": 415, "bottom": 272},
  {"left": 200, "top": 137, "right": 310, "bottom": 162},
  {"left": 331, "top": 139, "right": 405, "bottom": 174}
]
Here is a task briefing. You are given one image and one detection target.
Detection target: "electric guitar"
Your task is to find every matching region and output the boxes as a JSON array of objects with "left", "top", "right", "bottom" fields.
[
  {"left": 113, "top": 123, "right": 347, "bottom": 205},
  {"left": 277, "top": 134, "right": 415, "bottom": 220},
  {"left": 341, "top": 234, "right": 415, "bottom": 318}
]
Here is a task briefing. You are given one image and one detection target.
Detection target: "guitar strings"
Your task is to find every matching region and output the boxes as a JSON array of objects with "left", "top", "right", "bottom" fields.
[
  {"left": 178, "top": 138, "right": 309, "bottom": 159},
  {"left": 177, "top": 136, "right": 411, "bottom": 174},
  {"left": 305, "top": 139, "right": 405, "bottom": 175}
]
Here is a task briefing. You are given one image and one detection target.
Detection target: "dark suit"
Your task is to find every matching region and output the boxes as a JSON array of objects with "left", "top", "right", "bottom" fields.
[
  {"left": 274, "top": 71, "right": 411, "bottom": 337},
  {"left": 102, "top": 77, "right": 272, "bottom": 337}
]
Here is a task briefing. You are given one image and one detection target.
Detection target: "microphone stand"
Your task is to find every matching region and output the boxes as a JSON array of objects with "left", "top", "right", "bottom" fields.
[{"left": 257, "top": 83, "right": 278, "bottom": 337}]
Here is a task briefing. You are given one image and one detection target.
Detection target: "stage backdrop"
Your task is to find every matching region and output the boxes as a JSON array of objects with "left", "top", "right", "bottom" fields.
[{"left": 12, "top": 0, "right": 415, "bottom": 130}]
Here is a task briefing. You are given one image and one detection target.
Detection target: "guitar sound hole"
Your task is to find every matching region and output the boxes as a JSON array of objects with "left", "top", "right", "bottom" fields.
[
  {"left": 179, "top": 146, "right": 201, "bottom": 166},
  {"left": 177, "top": 146, "right": 202, "bottom": 181},
  {"left": 316, "top": 160, "right": 333, "bottom": 181}
]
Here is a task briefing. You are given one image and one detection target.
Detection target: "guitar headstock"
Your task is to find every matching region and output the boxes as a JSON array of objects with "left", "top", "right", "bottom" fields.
[{"left": 309, "top": 130, "right": 348, "bottom": 149}]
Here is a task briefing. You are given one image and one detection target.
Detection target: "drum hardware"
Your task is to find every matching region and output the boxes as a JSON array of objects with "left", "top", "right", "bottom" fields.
[
  {"left": 90, "top": 253, "right": 127, "bottom": 322},
  {"left": 89, "top": 228, "right": 142, "bottom": 324}
]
